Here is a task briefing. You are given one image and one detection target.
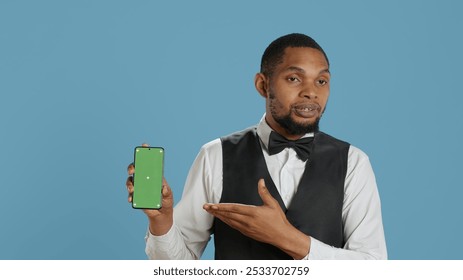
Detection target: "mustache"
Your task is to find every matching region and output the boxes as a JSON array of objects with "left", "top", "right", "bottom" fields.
[{"left": 291, "top": 103, "right": 321, "bottom": 112}]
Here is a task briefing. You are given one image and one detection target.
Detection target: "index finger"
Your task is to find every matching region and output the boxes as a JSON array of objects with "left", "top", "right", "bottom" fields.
[{"left": 204, "top": 203, "right": 256, "bottom": 216}]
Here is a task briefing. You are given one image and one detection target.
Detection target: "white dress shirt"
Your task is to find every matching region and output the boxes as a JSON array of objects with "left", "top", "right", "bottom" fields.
[{"left": 145, "top": 115, "right": 388, "bottom": 260}]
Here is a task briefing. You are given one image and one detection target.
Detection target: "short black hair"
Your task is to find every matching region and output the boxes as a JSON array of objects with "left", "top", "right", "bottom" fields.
[{"left": 260, "top": 33, "right": 329, "bottom": 77}]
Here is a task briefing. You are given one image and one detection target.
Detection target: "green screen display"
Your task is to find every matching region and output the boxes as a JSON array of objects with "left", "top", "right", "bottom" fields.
[{"left": 132, "top": 147, "right": 164, "bottom": 209}]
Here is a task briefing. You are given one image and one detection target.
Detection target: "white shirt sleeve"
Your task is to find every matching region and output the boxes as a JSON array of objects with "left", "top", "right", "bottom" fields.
[
  {"left": 306, "top": 146, "right": 388, "bottom": 259},
  {"left": 144, "top": 139, "right": 222, "bottom": 260}
]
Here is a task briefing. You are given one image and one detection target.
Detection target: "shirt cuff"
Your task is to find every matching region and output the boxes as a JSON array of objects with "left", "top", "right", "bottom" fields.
[
  {"left": 306, "top": 237, "right": 334, "bottom": 260},
  {"left": 146, "top": 224, "right": 175, "bottom": 243},
  {"left": 145, "top": 225, "right": 177, "bottom": 259}
]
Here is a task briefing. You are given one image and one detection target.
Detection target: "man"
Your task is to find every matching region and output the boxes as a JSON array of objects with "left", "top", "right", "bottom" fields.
[{"left": 126, "top": 33, "right": 387, "bottom": 259}]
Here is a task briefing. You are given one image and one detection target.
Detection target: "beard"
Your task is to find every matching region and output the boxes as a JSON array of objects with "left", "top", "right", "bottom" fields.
[
  {"left": 269, "top": 91, "right": 322, "bottom": 135},
  {"left": 273, "top": 111, "right": 320, "bottom": 135}
]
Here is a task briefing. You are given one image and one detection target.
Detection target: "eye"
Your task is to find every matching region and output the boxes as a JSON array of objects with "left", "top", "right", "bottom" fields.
[
  {"left": 287, "top": 76, "right": 300, "bottom": 82},
  {"left": 317, "top": 79, "right": 328, "bottom": 86}
]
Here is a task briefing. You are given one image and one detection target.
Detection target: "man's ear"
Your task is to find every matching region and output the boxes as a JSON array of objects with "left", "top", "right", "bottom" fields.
[{"left": 254, "top": 73, "right": 268, "bottom": 98}]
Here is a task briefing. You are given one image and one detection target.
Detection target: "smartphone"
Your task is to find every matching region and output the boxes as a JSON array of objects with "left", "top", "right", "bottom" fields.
[{"left": 132, "top": 146, "right": 164, "bottom": 209}]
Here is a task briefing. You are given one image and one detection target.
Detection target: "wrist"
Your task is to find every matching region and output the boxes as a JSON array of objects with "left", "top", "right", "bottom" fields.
[{"left": 275, "top": 224, "right": 311, "bottom": 259}]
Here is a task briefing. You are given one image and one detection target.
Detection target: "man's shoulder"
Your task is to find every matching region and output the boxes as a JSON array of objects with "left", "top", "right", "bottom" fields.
[
  {"left": 220, "top": 126, "right": 257, "bottom": 144},
  {"left": 316, "top": 131, "right": 371, "bottom": 159},
  {"left": 347, "top": 144, "right": 371, "bottom": 166},
  {"left": 200, "top": 138, "right": 222, "bottom": 155},
  {"left": 316, "top": 131, "right": 350, "bottom": 149},
  {"left": 316, "top": 132, "right": 374, "bottom": 174},
  {"left": 199, "top": 126, "right": 258, "bottom": 154}
]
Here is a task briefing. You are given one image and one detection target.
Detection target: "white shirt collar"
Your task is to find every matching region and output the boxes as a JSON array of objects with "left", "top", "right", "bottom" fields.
[{"left": 256, "top": 113, "right": 315, "bottom": 152}]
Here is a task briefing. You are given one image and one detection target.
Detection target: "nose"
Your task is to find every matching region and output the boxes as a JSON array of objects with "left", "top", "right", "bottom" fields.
[{"left": 299, "top": 83, "right": 318, "bottom": 99}]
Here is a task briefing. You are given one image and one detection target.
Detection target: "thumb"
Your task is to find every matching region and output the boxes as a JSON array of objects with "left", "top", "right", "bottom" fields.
[
  {"left": 161, "top": 177, "right": 172, "bottom": 198},
  {"left": 160, "top": 177, "right": 174, "bottom": 209},
  {"left": 257, "top": 178, "right": 278, "bottom": 207}
]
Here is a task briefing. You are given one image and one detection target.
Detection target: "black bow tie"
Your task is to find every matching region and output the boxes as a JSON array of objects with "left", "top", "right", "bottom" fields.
[{"left": 268, "top": 131, "right": 314, "bottom": 161}]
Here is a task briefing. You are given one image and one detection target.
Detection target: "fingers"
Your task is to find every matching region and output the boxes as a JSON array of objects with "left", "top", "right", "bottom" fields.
[
  {"left": 203, "top": 203, "right": 218, "bottom": 211},
  {"left": 204, "top": 204, "right": 252, "bottom": 230},
  {"left": 204, "top": 204, "right": 260, "bottom": 240},
  {"left": 127, "top": 162, "right": 134, "bottom": 175},
  {"left": 126, "top": 176, "right": 134, "bottom": 202},
  {"left": 203, "top": 179, "right": 277, "bottom": 214},
  {"left": 257, "top": 178, "right": 278, "bottom": 208},
  {"left": 258, "top": 178, "right": 266, "bottom": 192},
  {"left": 126, "top": 162, "right": 135, "bottom": 203},
  {"left": 126, "top": 143, "right": 151, "bottom": 204},
  {"left": 212, "top": 212, "right": 251, "bottom": 231},
  {"left": 203, "top": 203, "right": 255, "bottom": 216}
]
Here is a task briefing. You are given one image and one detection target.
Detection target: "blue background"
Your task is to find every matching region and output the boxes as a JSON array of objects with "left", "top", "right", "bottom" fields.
[{"left": 1, "top": 0, "right": 462, "bottom": 260}]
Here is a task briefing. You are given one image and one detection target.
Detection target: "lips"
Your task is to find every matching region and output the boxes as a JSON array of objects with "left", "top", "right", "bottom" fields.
[{"left": 292, "top": 103, "right": 321, "bottom": 118}]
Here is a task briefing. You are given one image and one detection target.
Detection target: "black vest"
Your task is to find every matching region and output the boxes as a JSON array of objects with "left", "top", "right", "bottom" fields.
[{"left": 214, "top": 127, "right": 350, "bottom": 260}]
